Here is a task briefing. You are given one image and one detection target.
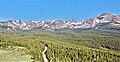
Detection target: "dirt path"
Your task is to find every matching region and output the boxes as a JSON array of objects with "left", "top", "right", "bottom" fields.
[{"left": 42, "top": 46, "right": 49, "bottom": 62}]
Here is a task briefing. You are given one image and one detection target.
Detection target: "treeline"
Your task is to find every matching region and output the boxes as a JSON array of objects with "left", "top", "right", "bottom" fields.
[{"left": 47, "top": 44, "right": 120, "bottom": 62}]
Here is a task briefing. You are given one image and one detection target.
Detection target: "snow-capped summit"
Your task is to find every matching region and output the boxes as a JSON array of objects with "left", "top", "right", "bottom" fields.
[{"left": 0, "top": 12, "right": 120, "bottom": 31}]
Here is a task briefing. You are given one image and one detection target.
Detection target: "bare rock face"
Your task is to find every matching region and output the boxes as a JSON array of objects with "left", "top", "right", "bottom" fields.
[
  {"left": 68, "top": 20, "right": 83, "bottom": 28},
  {"left": 98, "top": 12, "right": 120, "bottom": 23},
  {"left": 97, "top": 13, "right": 117, "bottom": 23},
  {"left": 50, "top": 20, "right": 65, "bottom": 29},
  {"left": 51, "top": 20, "right": 64, "bottom": 24},
  {"left": 113, "top": 15, "right": 120, "bottom": 23},
  {"left": 66, "top": 19, "right": 77, "bottom": 24},
  {"left": 0, "top": 12, "right": 120, "bottom": 31},
  {"left": 81, "top": 12, "right": 120, "bottom": 28}
]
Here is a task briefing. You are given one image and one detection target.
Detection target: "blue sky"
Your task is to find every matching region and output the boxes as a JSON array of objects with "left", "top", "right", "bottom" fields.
[{"left": 0, "top": 0, "right": 120, "bottom": 22}]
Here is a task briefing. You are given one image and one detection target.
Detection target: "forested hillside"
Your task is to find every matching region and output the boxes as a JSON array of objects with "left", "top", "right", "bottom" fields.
[{"left": 0, "top": 28, "right": 120, "bottom": 62}]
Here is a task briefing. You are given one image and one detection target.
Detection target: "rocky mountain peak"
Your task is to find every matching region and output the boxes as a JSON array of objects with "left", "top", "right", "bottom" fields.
[
  {"left": 96, "top": 13, "right": 120, "bottom": 23},
  {"left": 51, "top": 20, "right": 64, "bottom": 24},
  {"left": 19, "top": 20, "right": 24, "bottom": 23},
  {"left": 66, "top": 19, "right": 77, "bottom": 24},
  {"left": 100, "top": 12, "right": 113, "bottom": 16},
  {"left": 0, "top": 12, "right": 120, "bottom": 31}
]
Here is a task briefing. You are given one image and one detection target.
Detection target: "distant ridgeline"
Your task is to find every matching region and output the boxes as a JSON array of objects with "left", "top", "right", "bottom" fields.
[{"left": 0, "top": 12, "right": 120, "bottom": 31}]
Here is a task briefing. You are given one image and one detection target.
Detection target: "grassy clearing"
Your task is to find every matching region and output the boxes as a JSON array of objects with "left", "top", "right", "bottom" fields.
[{"left": 0, "top": 47, "right": 34, "bottom": 62}]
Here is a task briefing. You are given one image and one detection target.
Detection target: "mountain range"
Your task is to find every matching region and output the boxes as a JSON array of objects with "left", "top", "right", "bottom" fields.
[{"left": 0, "top": 12, "right": 120, "bottom": 31}]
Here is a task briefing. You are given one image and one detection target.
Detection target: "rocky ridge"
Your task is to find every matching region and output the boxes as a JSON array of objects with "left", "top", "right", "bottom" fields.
[{"left": 0, "top": 12, "right": 120, "bottom": 31}]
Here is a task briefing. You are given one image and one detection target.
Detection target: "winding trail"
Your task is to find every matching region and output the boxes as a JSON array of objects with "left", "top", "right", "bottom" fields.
[{"left": 42, "top": 46, "right": 49, "bottom": 62}]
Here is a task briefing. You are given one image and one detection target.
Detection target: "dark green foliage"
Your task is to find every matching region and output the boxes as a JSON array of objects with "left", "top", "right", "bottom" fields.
[{"left": 0, "top": 28, "right": 120, "bottom": 62}]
